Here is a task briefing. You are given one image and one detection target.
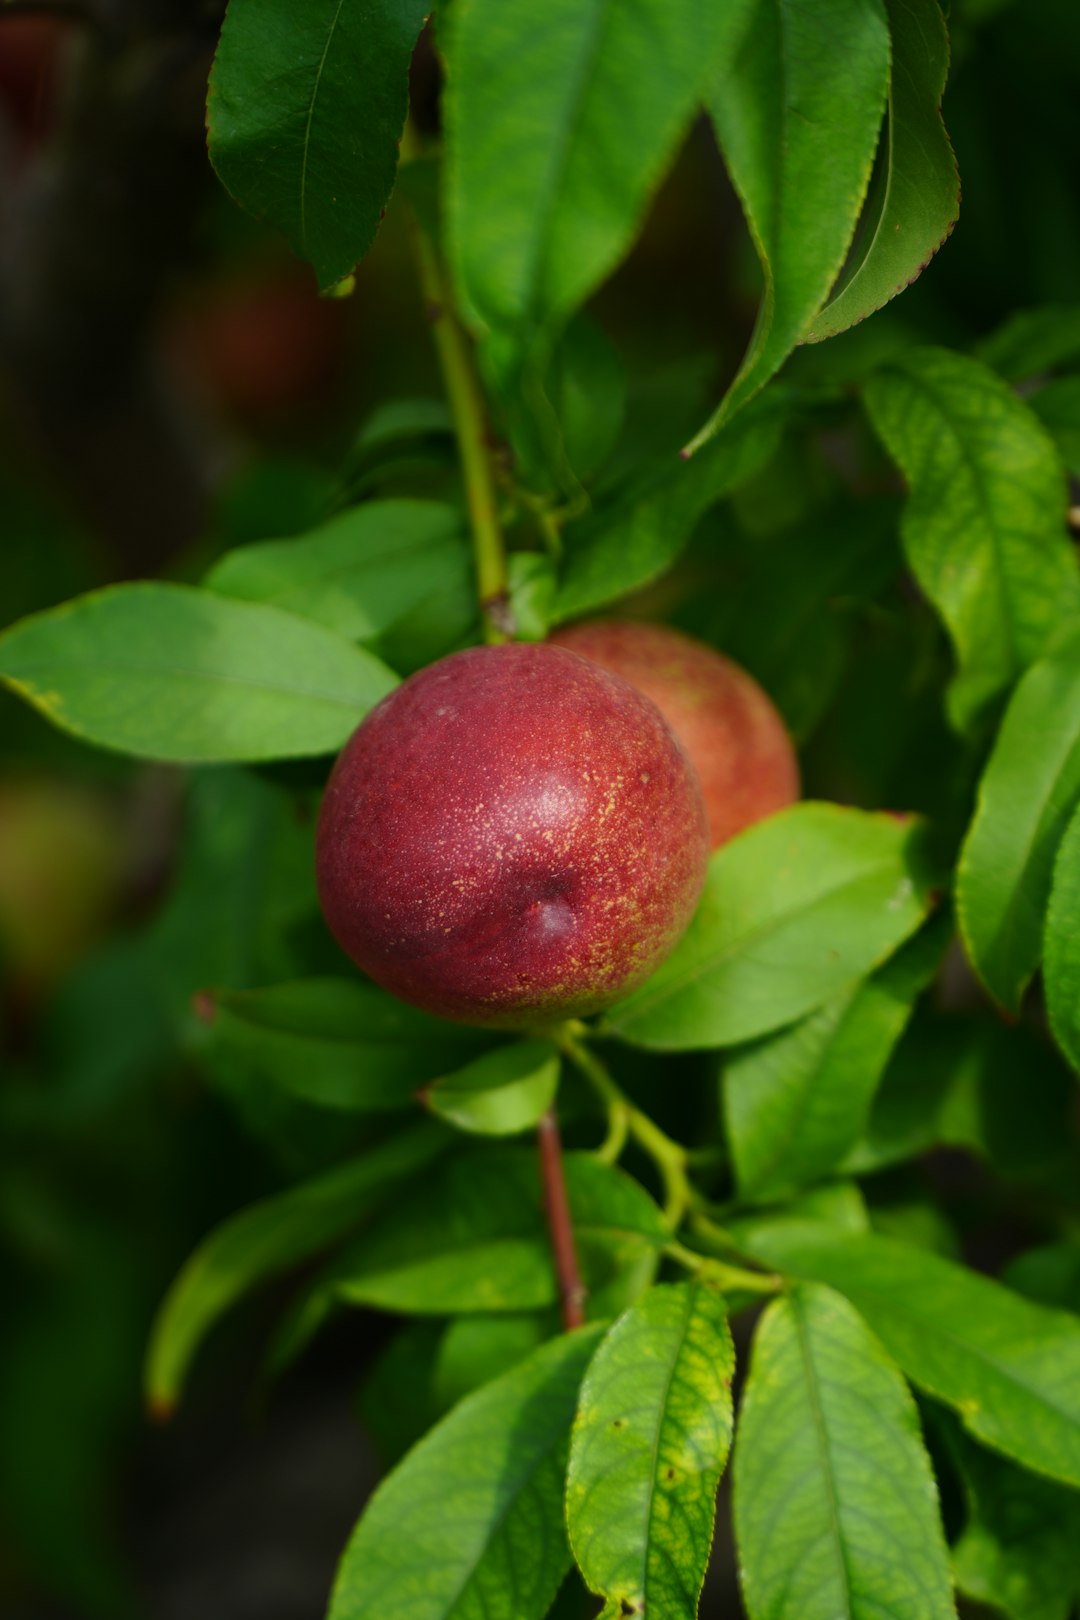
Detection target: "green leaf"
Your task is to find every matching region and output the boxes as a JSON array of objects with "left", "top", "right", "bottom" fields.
[
  {"left": 1003, "top": 1245, "right": 1080, "bottom": 1315},
  {"left": 0, "top": 584, "right": 397, "bottom": 764},
  {"left": 432, "top": 1314, "right": 549, "bottom": 1412},
  {"left": 863, "top": 347, "right": 1080, "bottom": 731},
  {"left": 507, "top": 554, "right": 559, "bottom": 644},
  {"left": 180, "top": 774, "right": 315, "bottom": 991},
  {"left": 492, "top": 312, "right": 628, "bottom": 497},
  {"left": 692, "top": 0, "right": 890, "bottom": 450},
  {"left": 1044, "top": 799, "right": 1080, "bottom": 1075},
  {"left": 446, "top": 0, "right": 753, "bottom": 343},
  {"left": 424, "top": 1041, "right": 561, "bottom": 1137},
  {"left": 603, "top": 803, "right": 935, "bottom": 1052},
  {"left": 357, "top": 1319, "right": 445, "bottom": 1470},
  {"left": 733, "top": 1283, "right": 954, "bottom": 1620},
  {"left": 567, "top": 1282, "right": 734, "bottom": 1620},
  {"left": 144, "top": 1121, "right": 450, "bottom": 1415},
  {"left": 327, "top": 1325, "right": 604, "bottom": 1620},
  {"left": 805, "top": 0, "right": 959, "bottom": 342},
  {"left": 846, "top": 1012, "right": 1076, "bottom": 1183},
  {"left": 554, "top": 393, "right": 788, "bottom": 624},
  {"left": 956, "top": 642, "right": 1080, "bottom": 1010},
  {"left": 741, "top": 1224, "right": 1080, "bottom": 1488},
  {"left": 1028, "top": 376, "right": 1080, "bottom": 477},
  {"left": 207, "top": 0, "right": 429, "bottom": 290},
  {"left": 727, "top": 1180, "right": 871, "bottom": 1252},
  {"left": 259, "top": 1272, "right": 342, "bottom": 1390},
  {"left": 867, "top": 1186, "right": 960, "bottom": 1259},
  {"left": 938, "top": 1410, "right": 1080, "bottom": 1620},
  {"left": 715, "top": 497, "right": 902, "bottom": 742},
  {"left": 205, "top": 500, "right": 468, "bottom": 642},
  {"left": 975, "top": 304, "right": 1080, "bottom": 383},
  {"left": 338, "top": 401, "right": 458, "bottom": 503},
  {"left": 549, "top": 313, "right": 627, "bottom": 483},
  {"left": 724, "top": 912, "right": 948, "bottom": 1201},
  {"left": 199, "top": 979, "right": 488, "bottom": 1114},
  {"left": 332, "top": 1151, "right": 666, "bottom": 1316}
]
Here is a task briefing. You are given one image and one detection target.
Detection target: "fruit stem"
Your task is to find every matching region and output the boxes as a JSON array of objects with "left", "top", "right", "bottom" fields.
[
  {"left": 401, "top": 127, "right": 511, "bottom": 644},
  {"left": 536, "top": 1108, "right": 588, "bottom": 1331},
  {"left": 664, "top": 1239, "right": 781, "bottom": 1296},
  {"left": 557, "top": 1024, "right": 693, "bottom": 1231}
]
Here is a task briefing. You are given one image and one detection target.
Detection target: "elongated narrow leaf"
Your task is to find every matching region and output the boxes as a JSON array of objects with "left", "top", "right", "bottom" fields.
[
  {"left": 1044, "top": 800, "right": 1080, "bottom": 1076},
  {"left": 424, "top": 1041, "right": 561, "bottom": 1136},
  {"left": 446, "top": 0, "right": 752, "bottom": 342},
  {"left": 734, "top": 1284, "right": 954, "bottom": 1620},
  {"left": 207, "top": 0, "right": 429, "bottom": 289},
  {"left": 863, "top": 347, "right": 1080, "bottom": 731},
  {"left": 328, "top": 1325, "right": 603, "bottom": 1620},
  {"left": 691, "top": 0, "right": 890, "bottom": 450},
  {"left": 206, "top": 500, "right": 467, "bottom": 641},
  {"left": 0, "top": 584, "right": 397, "bottom": 763},
  {"left": 725, "top": 913, "right": 948, "bottom": 1200},
  {"left": 554, "top": 393, "right": 787, "bottom": 623},
  {"left": 567, "top": 1282, "right": 734, "bottom": 1620},
  {"left": 332, "top": 1150, "right": 666, "bottom": 1316},
  {"left": 603, "top": 803, "right": 935, "bottom": 1052},
  {"left": 743, "top": 1224, "right": 1080, "bottom": 1487},
  {"left": 200, "top": 979, "right": 488, "bottom": 1113},
  {"left": 956, "top": 641, "right": 1080, "bottom": 1010},
  {"left": 806, "top": 0, "right": 958, "bottom": 342},
  {"left": 145, "top": 1121, "right": 450, "bottom": 1414},
  {"left": 937, "top": 1410, "right": 1080, "bottom": 1620}
]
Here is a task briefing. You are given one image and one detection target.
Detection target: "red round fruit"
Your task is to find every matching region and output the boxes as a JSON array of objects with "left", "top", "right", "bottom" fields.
[
  {"left": 315, "top": 642, "right": 708, "bottom": 1027},
  {"left": 549, "top": 619, "right": 799, "bottom": 849}
]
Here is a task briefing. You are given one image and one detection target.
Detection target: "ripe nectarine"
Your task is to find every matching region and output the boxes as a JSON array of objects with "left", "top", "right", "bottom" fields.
[
  {"left": 316, "top": 643, "right": 708, "bottom": 1026},
  {"left": 550, "top": 619, "right": 798, "bottom": 849}
]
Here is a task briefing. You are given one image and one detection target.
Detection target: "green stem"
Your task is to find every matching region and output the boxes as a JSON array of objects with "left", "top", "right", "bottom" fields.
[
  {"left": 664, "top": 1240, "right": 781, "bottom": 1296},
  {"left": 401, "top": 133, "right": 510, "bottom": 643},
  {"left": 689, "top": 1211, "right": 751, "bottom": 1261},
  {"left": 556, "top": 1024, "right": 693, "bottom": 1230},
  {"left": 595, "top": 1093, "right": 630, "bottom": 1165}
]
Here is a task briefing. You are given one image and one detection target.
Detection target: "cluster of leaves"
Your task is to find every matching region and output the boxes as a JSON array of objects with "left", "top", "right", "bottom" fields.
[{"left": 6, "top": 1, "right": 1080, "bottom": 1618}]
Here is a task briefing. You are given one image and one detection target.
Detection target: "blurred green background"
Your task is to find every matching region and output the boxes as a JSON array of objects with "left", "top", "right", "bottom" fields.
[{"left": 1, "top": 0, "right": 1077, "bottom": 1614}]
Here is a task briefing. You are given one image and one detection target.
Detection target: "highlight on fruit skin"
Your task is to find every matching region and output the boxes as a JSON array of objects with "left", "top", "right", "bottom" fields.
[
  {"left": 315, "top": 642, "right": 709, "bottom": 1028},
  {"left": 549, "top": 618, "right": 799, "bottom": 849}
]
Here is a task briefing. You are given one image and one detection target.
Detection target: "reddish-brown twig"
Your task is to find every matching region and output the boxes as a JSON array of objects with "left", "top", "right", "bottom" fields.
[{"left": 536, "top": 1108, "right": 586, "bottom": 1331}]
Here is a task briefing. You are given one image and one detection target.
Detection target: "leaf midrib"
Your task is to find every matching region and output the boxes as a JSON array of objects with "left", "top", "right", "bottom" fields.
[
  {"left": 2, "top": 659, "right": 376, "bottom": 711},
  {"left": 299, "top": 0, "right": 349, "bottom": 255},
  {"left": 519, "top": 0, "right": 610, "bottom": 322},
  {"left": 792, "top": 1291, "right": 856, "bottom": 1620}
]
